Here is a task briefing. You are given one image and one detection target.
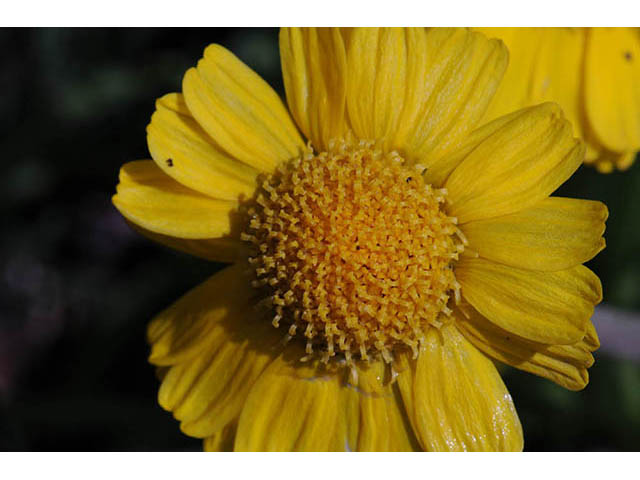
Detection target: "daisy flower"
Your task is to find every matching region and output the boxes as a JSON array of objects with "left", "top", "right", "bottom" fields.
[
  {"left": 113, "top": 27, "right": 607, "bottom": 451},
  {"left": 476, "top": 27, "right": 640, "bottom": 173}
]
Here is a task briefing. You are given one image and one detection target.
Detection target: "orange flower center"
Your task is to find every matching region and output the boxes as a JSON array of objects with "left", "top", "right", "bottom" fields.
[{"left": 242, "top": 141, "right": 465, "bottom": 364}]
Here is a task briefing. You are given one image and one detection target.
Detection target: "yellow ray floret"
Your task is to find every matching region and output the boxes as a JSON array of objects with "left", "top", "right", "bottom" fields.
[
  {"left": 455, "top": 304, "right": 599, "bottom": 391},
  {"left": 461, "top": 197, "right": 607, "bottom": 272},
  {"left": 182, "top": 44, "right": 306, "bottom": 171},
  {"left": 113, "top": 160, "right": 240, "bottom": 239},
  {"left": 456, "top": 259, "right": 602, "bottom": 345},
  {"left": 395, "top": 324, "right": 523, "bottom": 452},
  {"left": 146, "top": 93, "right": 260, "bottom": 201}
]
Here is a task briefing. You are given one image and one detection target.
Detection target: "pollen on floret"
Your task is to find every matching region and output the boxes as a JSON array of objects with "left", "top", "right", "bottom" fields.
[{"left": 241, "top": 140, "right": 465, "bottom": 365}]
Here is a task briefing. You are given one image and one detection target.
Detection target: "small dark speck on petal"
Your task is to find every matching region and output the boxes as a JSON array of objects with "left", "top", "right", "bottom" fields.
[{"left": 624, "top": 51, "right": 633, "bottom": 62}]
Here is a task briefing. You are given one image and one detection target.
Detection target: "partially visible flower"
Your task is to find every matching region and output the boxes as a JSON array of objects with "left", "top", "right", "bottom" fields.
[
  {"left": 113, "top": 27, "right": 607, "bottom": 451},
  {"left": 476, "top": 27, "right": 640, "bottom": 173}
]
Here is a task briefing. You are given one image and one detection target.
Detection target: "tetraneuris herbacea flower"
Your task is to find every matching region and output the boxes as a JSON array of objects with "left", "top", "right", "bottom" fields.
[{"left": 113, "top": 27, "right": 607, "bottom": 451}]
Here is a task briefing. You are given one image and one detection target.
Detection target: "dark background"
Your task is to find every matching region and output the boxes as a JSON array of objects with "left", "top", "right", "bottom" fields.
[{"left": 0, "top": 28, "right": 638, "bottom": 451}]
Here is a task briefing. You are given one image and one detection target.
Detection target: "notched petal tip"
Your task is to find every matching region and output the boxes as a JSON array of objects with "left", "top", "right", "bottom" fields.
[
  {"left": 455, "top": 305, "right": 599, "bottom": 392},
  {"left": 202, "top": 43, "right": 227, "bottom": 59},
  {"left": 599, "top": 201, "right": 610, "bottom": 223},
  {"left": 584, "top": 321, "right": 601, "bottom": 351},
  {"left": 482, "top": 33, "right": 510, "bottom": 73}
]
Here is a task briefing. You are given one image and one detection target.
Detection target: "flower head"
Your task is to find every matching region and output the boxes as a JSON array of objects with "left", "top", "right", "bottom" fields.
[
  {"left": 113, "top": 27, "right": 606, "bottom": 451},
  {"left": 477, "top": 27, "right": 640, "bottom": 173}
]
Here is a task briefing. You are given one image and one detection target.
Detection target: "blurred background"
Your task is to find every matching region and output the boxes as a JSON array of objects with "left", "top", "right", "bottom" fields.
[{"left": 0, "top": 28, "right": 638, "bottom": 451}]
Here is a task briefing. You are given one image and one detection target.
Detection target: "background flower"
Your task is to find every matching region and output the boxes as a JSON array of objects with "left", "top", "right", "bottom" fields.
[{"left": 476, "top": 28, "right": 640, "bottom": 173}]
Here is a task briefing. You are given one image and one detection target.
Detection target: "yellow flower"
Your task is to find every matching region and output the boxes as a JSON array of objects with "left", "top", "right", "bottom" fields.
[
  {"left": 113, "top": 27, "right": 607, "bottom": 451},
  {"left": 476, "top": 27, "right": 640, "bottom": 173}
]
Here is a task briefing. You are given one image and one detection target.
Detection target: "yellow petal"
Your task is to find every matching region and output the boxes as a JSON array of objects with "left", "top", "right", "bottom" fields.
[
  {"left": 147, "top": 263, "right": 253, "bottom": 366},
  {"left": 234, "top": 354, "right": 343, "bottom": 451},
  {"left": 424, "top": 107, "right": 528, "bottom": 187},
  {"left": 461, "top": 196, "right": 607, "bottom": 271},
  {"left": 585, "top": 28, "right": 640, "bottom": 153},
  {"left": 396, "top": 324, "right": 523, "bottom": 451},
  {"left": 398, "top": 28, "right": 508, "bottom": 164},
  {"left": 112, "top": 160, "right": 240, "bottom": 239},
  {"left": 346, "top": 28, "right": 407, "bottom": 149},
  {"left": 152, "top": 266, "right": 284, "bottom": 439},
  {"left": 345, "top": 28, "right": 507, "bottom": 161},
  {"left": 182, "top": 44, "right": 305, "bottom": 172},
  {"left": 584, "top": 320, "right": 600, "bottom": 351},
  {"left": 147, "top": 93, "right": 259, "bottom": 201},
  {"left": 445, "top": 103, "right": 584, "bottom": 224},
  {"left": 203, "top": 423, "right": 236, "bottom": 452},
  {"left": 474, "top": 28, "right": 531, "bottom": 118},
  {"left": 456, "top": 258, "right": 602, "bottom": 345},
  {"left": 479, "top": 28, "right": 587, "bottom": 142},
  {"left": 125, "top": 219, "right": 248, "bottom": 264},
  {"left": 340, "top": 361, "right": 419, "bottom": 451},
  {"left": 455, "top": 304, "right": 597, "bottom": 391},
  {"left": 280, "top": 28, "right": 347, "bottom": 151},
  {"left": 173, "top": 321, "right": 281, "bottom": 439}
]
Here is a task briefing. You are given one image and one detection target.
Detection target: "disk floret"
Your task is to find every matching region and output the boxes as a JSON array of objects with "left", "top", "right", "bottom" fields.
[{"left": 242, "top": 141, "right": 465, "bottom": 364}]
